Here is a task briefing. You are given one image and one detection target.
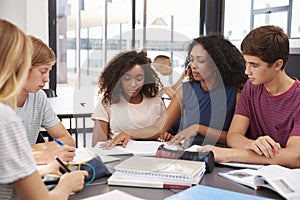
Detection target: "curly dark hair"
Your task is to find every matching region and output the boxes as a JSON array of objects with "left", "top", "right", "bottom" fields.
[
  {"left": 187, "top": 33, "right": 247, "bottom": 90},
  {"left": 97, "top": 50, "right": 162, "bottom": 104}
]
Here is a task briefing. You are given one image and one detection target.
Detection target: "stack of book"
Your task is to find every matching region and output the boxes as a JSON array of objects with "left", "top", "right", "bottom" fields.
[{"left": 107, "top": 156, "right": 206, "bottom": 189}]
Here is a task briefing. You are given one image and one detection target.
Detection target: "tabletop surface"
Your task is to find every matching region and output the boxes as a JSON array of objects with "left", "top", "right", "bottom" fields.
[{"left": 69, "top": 156, "right": 283, "bottom": 200}]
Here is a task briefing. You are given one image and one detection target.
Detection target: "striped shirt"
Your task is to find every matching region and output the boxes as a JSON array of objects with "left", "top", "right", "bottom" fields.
[
  {"left": 16, "top": 90, "right": 60, "bottom": 144},
  {"left": 0, "top": 103, "right": 36, "bottom": 200},
  {"left": 235, "top": 79, "right": 300, "bottom": 147}
]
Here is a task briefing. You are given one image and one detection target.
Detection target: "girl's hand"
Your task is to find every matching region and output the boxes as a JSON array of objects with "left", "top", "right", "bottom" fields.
[
  {"left": 157, "top": 132, "right": 173, "bottom": 142},
  {"left": 100, "top": 132, "right": 130, "bottom": 149},
  {"left": 168, "top": 124, "right": 198, "bottom": 147}
]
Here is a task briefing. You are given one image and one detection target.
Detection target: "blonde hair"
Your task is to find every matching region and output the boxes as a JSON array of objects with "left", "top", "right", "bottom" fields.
[
  {"left": 0, "top": 19, "right": 32, "bottom": 109},
  {"left": 29, "top": 35, "right": 56, "bottom": 67}
]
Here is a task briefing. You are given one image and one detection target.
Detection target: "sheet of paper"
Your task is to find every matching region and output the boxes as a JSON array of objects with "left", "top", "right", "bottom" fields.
[
  {"left": 83, "top": 189, "right": 145, "bottom": 200},
  {"left": 71, "top": 148, "right": 120, "bottom": 164},
  {"left": 94, "top": 140, "right": 169, "bottom": 156},
  {"left": 91, "top": 145, "right": 131, "bottom": 156},
  {"left": 119, "top": 140, "right": 166, "bottom": 156},
  {"left": 219, "top": 162, "right": 265, "bottom": 170},
  {"left": 185, "top": 144, "right": 202, "bottom": 151}
]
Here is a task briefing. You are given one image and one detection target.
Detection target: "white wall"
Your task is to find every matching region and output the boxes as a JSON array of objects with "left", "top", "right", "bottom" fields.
[
  {"left": 0, "top": 0, "right": 48, "bottom": 44},
  {"left": 0, "top": 0, "right": 26, "bottom": 31}
]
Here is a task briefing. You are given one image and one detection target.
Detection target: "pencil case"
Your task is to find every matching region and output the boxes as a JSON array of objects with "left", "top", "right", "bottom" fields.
[
  {"left": 43, "top": 174, "right": 60, "bottom": 191},
  {"left": 67, "top": 155, "right": 111, "bottom": 186},
  {"left": 156, "top": 144, "right": 215, "bottom": 173}
]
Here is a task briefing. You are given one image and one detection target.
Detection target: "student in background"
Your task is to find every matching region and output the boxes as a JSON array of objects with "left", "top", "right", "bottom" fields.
[
  {"left": 198, "top": 25, "right": 300, "bottom": 168},
  {"left": 101, "top": 33, "right": 247, "bottom": 149},
  {"left": 0, "top": 18, "right": 87, "bottom": 200},
  {"left": 91, "top": 50, "right": 166, "bottom": 147},
  {"left": 16, "top": 35, "right": 76, "bottom": 164},
  {"left": 152, "top": 55, "right": 187, "bottom": 98}
]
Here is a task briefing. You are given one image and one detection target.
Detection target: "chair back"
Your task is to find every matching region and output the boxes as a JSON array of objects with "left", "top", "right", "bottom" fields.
[{"left": 43, "top": 89, "right": 56, "bottom": 97}]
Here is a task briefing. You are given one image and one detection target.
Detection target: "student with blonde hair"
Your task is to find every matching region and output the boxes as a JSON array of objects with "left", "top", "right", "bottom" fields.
[
  {"left": 16, "top": 35, "right": 76, "bottom": 164},
  {"left": 0, "top": 19, "right": 87, "bottom": 200}
]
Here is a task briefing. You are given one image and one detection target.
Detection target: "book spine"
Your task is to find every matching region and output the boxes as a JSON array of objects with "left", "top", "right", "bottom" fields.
[
  {"left": 163, "top": 183, "right": 191, "bottom": 189},
  {"left": 108, "top": 177, "right": 191, "bottom": 189},
  {"left": 108, "top": 175, "right": 164, "bottom": 188}
]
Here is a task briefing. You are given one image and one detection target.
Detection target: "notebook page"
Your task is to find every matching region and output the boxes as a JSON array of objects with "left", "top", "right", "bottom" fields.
[
  {"left": 94, "top": 140, "right": 171, "bottom": 156},
  {"left": 71, "top": 148, "right": 120, "bottom": 164}
]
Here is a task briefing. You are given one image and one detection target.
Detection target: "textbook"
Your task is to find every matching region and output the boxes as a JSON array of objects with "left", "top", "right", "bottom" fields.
[
  {"left": 107, "top": 156, "right": 205, "bottom": 189},
  {"left": 219, "top": 162, "right": 264, "bottom": 170},
  {"left": 219, "top": 165, "right": 300, "bottom": 200},
  {"left": 165, "top": 185, "right": 271, "bottom": 200}
]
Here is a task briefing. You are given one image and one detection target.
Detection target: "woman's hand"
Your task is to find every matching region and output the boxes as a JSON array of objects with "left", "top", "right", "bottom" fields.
[
  {"left": 37, "top": 160, "right": 62, "bottom": 177},
  {"left": 168, "top": 124, "right": 198, "bottom": 147},
  {"left": 37, "top": 145, "right": 76, "bottom": 164},
  {"left": 58, "top": 170, "right": 88, "bottom": 193},
  {"left": 247, "top": 136, "right": 281, "bottom": 158},
  {"left": 100, "top": 132, "right": 131, "bottom": 149},
  {"left": 157, "top": 132, "right": 173, "bottom": 142}
]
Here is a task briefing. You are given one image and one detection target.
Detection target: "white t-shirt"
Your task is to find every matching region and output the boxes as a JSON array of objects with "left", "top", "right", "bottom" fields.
[
  {"left": 0, "top": 103, "right": 37, "bottom": 199},
  {"left": 92, "top": 95, "right": 165, "bottom": 138}
]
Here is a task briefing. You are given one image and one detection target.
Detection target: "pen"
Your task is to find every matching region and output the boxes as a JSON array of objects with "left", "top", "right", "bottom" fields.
[
  {"left": 54, "top": 138, "right": 64, "bottom": 146},
  {"left": 272, "top": 148, "right": 275, "bottom": 154},
  {"left": 55, "top": 156, "right": 71, "bottom": 172},
  {"left": 109, "top": 153, "right": 134, "bottom": 156}
]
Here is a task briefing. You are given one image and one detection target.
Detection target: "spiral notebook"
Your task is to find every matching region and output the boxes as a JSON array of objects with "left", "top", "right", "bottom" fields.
[{"left": 108, "top": 156, "right": 205, "bottom": 189}]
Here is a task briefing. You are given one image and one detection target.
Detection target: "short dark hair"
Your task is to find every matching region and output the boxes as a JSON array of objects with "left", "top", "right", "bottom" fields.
[
  {"left": 241, "top": 25, "right": 289, "bottom": 69},
  {"left": 153, "top": 55, "right": 170, "bottom": 62}
]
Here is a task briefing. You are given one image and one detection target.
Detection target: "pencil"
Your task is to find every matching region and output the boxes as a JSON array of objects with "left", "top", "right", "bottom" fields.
[{"left": 55, "top": 156, "right": 71, "bottom": 172}]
